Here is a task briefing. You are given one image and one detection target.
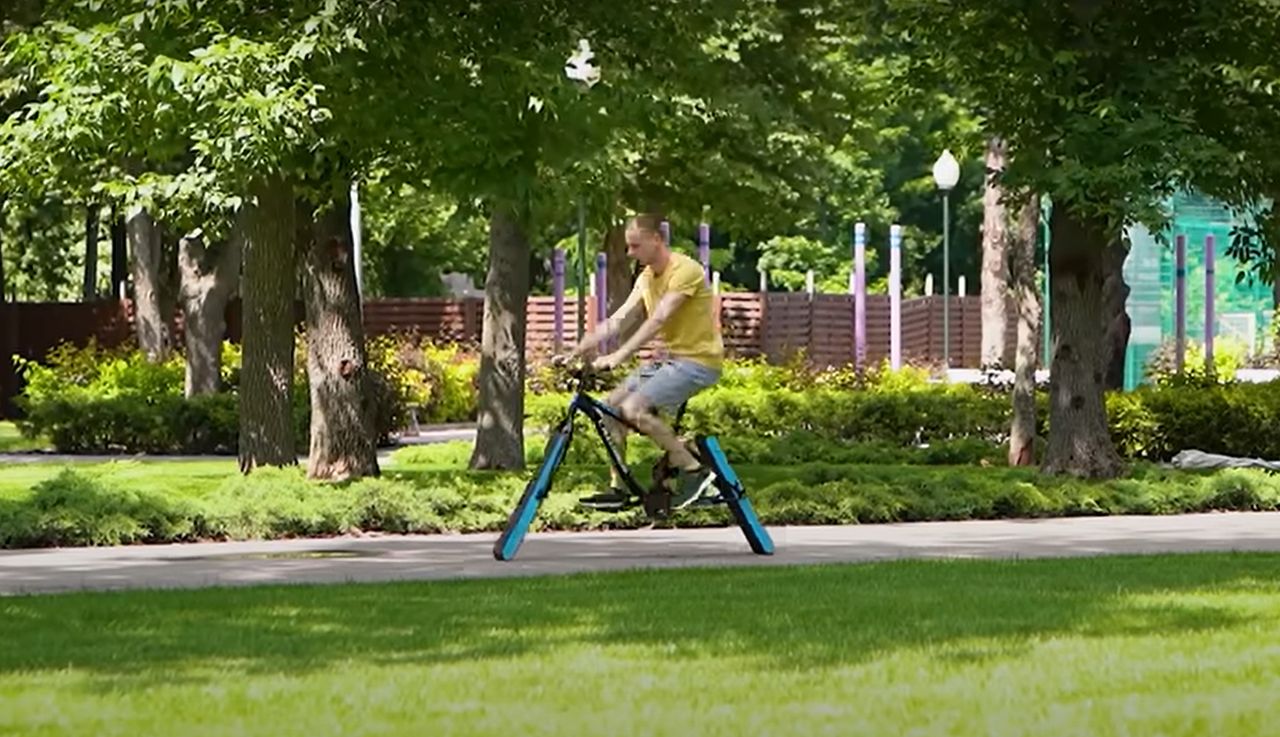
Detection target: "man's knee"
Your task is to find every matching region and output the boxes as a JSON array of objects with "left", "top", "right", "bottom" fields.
[
  {"left": 618, "top": 394, "right": 653, "bottom": 424},
  {"left": 607, "top": 385, "right": 630, "bottom": 405}
]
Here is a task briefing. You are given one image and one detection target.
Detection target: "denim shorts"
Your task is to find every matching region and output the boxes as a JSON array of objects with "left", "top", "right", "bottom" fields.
[{"left": 622, "top": 359, "right": 721, "bottom": 413}]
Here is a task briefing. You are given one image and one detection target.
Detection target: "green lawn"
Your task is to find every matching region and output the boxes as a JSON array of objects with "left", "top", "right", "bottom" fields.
[
  {"left": 0, "top": 421, "right": 48, "bottom": 452},
  {"left": 1, "top": 553, "right": 1276, "bottom": 736}
]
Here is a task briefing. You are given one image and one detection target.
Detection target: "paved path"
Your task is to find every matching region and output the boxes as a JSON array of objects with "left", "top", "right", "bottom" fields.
[{"left": 2, "top": 512, "right": 1277, "bottom": 596}]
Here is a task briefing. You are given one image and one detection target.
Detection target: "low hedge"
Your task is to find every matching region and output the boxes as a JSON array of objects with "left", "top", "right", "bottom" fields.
[
  {"left": 2, "top": 461, "right": 1278, "bottom": 549},
  {"left": 15, "top": 337, "right": 1280, "bottom": 464}
]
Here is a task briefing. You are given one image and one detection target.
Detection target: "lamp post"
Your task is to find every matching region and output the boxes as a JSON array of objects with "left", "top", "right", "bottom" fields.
[
  {"left": 565, "top": 39, "right": 601, "bottom": 340},
  {"left": 932, "top": 149, "right": 960, "bottom": 367}
]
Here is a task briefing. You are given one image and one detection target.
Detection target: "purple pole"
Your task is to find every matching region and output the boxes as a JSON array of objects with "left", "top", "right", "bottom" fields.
[
  {"left": 1175, "top": 234, "right": 1186, "bottom": 374},
  {"left": 854, "top": 222, "right": 867, "bottom": 372},
  {"left": 1205, "top": 234, "right": 1215, "bottom": 369},
  {"left": 660, "top": 220, "right": 670, "bottom": 246},
  {"left": 890, "top": 224, "right": 902, "bottom": 370},
  {"left": 552, "top": 248, "right": 565, "bottom": 351},
  {"left": 699, "top": 222, "right": 711, "bottom": 284},
  {"left": 595, "top": 252, "right": 608, "bottom": 351}
]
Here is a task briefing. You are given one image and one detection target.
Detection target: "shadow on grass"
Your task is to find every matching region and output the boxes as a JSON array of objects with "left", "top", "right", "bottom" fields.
[{"left": 1, "top": 552, "right": 1277, "bottom": 694}]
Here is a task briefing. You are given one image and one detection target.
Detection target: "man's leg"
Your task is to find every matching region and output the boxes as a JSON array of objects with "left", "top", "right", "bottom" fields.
[
  {"left": 578, "top": 365, "right": 649, "bottom": 507},
  {"left": 603, "top": 382, "right": 633, "bottom": 489},
  {"left": 619, "top": 359, "right": 720, "bottom": 508}
]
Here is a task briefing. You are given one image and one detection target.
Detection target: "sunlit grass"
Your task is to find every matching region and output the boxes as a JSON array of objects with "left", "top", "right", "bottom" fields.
[{"left": 1, "top": 553, "right": 1277, "bottom": 736}]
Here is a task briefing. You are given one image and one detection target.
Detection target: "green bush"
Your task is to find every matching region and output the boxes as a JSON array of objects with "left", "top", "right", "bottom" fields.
[
  {"left": 0, "top": 467, "right": 197, "bottom": 547},
  {"left": 14, "top": 337, "right": 425, "bottom": 453},
  {"left": 4, "top": 461, "right": 1279, "bottom": 549},
  {"left": 1107, "top": 380, "right": 1280, "bottom": 461}
]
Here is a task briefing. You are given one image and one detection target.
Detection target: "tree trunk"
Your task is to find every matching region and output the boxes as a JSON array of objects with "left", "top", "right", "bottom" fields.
[
  {"left": 1100, "top": 237, "right": 1131, "bottom": 390},
  {"left": 238, "top": 176, "right": 298, "bottom": 473},
  {"left": 603, "top": 221, "right": 638, "bottom": 344},
  {"left": 0, "top": 197, "right": 6, "bottom": 303},
  {"left": 178, "top": 229, "right": 240, "bottom": 397},
  {"left": 469, "top": 205, "right": 531, "bottom": 471},
  {"left": 1042, "top": 203, "right": 1125, "bottom": 478},
  {"left": 83, "top": 205, "right": 98, "bottom": 300},
  {"left": 980, "top": 137, "right": 1011, "bottom": 368},
  {"left": 1008, "top": 195, "right": 1041, "bottom": 467},
  {"left": 300, "top": 196, "right": 380, "bottom": 481},
  {"left": 127, "top": 208, "right": 171, "bottom": 361},
  {"left": 110, "top": 210, "right": 128, "bottom": 299}
]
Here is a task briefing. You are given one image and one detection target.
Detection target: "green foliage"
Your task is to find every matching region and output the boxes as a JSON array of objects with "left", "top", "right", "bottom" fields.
[
  {"left": 758, "top": 234, "right": 851, "bottom": 292},
  {"left": 358, "top": 178, "right": 489, "bottom": 298},
  {"left": 366, "top": 336, "right": 479, "bottom": 426},
  {"left": 5, "top": 460, "right": 1279, "bottom": 548},
  {"left": 889, "top": 0, "right": 1280, "bottom": 236},
  {"left": 1107, "top": 381, "right": 1280, "bottom": 462},
  {"left": 0, "top": 465, "right": 197, "bottom": 547},
  {"left": 1144, "top": 337, "right": 1249, "bottom": 387},
  {"left": 14, "top": 336, "right": 434, "bottom": 453}
]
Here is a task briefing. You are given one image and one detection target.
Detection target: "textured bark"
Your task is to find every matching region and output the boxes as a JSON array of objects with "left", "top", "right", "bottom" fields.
[
  {"left": 127, "top": 209, "right": 170, "bottom": 361},
  {"left": 1100, "top": 237, "right": 1131, "bottom": 390},
  {"left": 1042, "top": 203, "right": 1125, "bottom": 478},
  {"left": 1008, "top": 195, "right": 1041, "bottom": 467},
  {"left": 83, "top": 205, "right": 98, "bottom": 300},
  {"left": 980, "top": 137, "right": 1011, "bottom": 368},
  {"left": 177, "top": 229, "right": 240, "bottom": 397},
  {"left": 110, "top": 211, "right": 128, "bottom": 299},
  {"left": 238, "top": 176, "right": 298, "bottom": 473},
  {"left": 469, "top": 206, "right": 531, "bottom": 471},
  {"left": 300, "top": 197, "right": 379, "bottom": 481},
  {"left": 603, "top": 221, "right": 638, "bottom": 345}
]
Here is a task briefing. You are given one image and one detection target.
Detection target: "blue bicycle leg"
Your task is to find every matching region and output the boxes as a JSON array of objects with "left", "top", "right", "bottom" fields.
[
  {"left": 493, "top": 429, "right": 571, "bottom": 561},
  {"left": 697, "top": 435, "right": 774, "bottom": 555}
]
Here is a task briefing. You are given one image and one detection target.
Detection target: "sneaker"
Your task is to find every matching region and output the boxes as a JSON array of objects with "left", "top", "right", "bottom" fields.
[
  {"left": 578, "top": 488, "right": 632, "bottom": 509},
  {"left": 670, "top": 466, "right": 717, "bottom": 510}
]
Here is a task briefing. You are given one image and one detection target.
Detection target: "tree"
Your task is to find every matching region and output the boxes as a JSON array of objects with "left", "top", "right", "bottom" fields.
[
  {"left": 979, "top": 136, "right": 1010, "bottom": 369},
  {"left": 299, "top": 191, "right": 378, "bottom": 480},
  {"left": 2, "top": 1, "right": 389, "bottom": 476},
  {"left": 1007, "top": 195, "right": 1041, "bottom": 466},
  {"left": 890, "top": 0, "right": 1280, "bottom": 478}
]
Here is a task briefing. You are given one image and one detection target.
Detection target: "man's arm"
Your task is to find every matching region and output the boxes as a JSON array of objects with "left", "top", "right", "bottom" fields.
[
  {"left": 570, "top": 278, "right": 646, "bottom": 357},
  {"left": 605, "top": 291, "right": 687, "bottom": 363}
]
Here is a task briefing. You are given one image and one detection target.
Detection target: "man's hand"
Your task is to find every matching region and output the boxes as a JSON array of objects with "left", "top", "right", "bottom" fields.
[{"left": 592, "top": 352, "right": 624, "bottom": 371}]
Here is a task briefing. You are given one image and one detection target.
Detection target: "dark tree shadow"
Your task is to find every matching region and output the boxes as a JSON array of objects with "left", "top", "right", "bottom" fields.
[{"left": 1, "top": 552, "right": 1276, "bottom": 697}]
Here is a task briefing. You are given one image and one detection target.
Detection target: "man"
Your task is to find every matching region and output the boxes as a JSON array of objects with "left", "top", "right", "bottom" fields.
[{"left": 566, "top": 213, "right": 724, "bottom": 510}]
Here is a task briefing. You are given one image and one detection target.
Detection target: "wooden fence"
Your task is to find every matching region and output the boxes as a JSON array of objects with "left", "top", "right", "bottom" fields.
[{"left": 0, "top": 293, "right": 1017, "bottom": 415}]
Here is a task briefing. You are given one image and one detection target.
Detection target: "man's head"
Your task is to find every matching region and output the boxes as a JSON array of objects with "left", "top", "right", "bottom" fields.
[{"left": 624, "top": 214, "right": 669, "bottom": 268}]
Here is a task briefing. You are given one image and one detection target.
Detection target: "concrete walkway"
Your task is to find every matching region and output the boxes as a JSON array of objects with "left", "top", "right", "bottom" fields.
[{"left": 2, "top": 511, "right": 1277, "bottom": 596}]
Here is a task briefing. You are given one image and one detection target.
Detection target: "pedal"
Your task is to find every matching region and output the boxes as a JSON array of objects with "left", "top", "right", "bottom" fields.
[{"left": 577, "top": 490, "right": 639, "bottom": 512}]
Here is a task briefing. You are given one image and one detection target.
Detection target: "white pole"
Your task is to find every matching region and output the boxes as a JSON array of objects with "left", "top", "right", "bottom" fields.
[
  {"left": 890, "top": 225, "right": 902, "bottom": 369},
  {"left": 350, "top": 180, "right": 364, "bottom": 303}
]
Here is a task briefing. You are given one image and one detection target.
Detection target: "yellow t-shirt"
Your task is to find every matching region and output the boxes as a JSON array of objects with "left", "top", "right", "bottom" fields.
[{"left": 635, "top": 252, "right": 724, "bottom": 369}]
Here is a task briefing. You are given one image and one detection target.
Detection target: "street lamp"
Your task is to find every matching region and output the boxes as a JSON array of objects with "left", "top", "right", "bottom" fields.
[
  {"left": 932, "top": 149, "right": 960, "bottom": 367},
  {"left": 565, "top": 39, "right": 601, "bottom": 340}
]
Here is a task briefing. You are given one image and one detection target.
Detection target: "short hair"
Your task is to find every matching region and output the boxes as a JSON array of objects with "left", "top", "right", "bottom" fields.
[{"left": 626, "top": 213, "right": 666, "bottom": 242}]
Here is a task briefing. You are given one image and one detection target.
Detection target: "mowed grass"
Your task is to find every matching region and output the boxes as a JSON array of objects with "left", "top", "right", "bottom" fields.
[
  {"left": 2, "top": 553, "right": 1278, "bottom": 737},
  {"left": 0, "top": 421, "right": 47, "bottom": 453}
]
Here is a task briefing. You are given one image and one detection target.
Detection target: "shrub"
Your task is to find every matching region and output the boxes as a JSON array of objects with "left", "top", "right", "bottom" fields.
[
  {"left": 0, "top": 466, "right": 197, "bottom": 547},
  {"left": 4, "top": 461, "right": 1280, "bottom": 549},
  {"left": 1107, "top": 380, "right": 1280, "bottom": 461}
]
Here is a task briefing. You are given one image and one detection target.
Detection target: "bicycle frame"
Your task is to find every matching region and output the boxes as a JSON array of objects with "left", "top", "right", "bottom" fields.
[
  {"left": 493, "top": 368, "right": 771, "bottom": 562},
  {"left": 554, "top": 386, "right": 688, "bottom": 501}
]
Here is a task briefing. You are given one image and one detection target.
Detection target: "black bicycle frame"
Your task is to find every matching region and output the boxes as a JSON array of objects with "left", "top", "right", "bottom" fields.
[{"left": 555, "top": 389, "right": 680, "bottom": 499}]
